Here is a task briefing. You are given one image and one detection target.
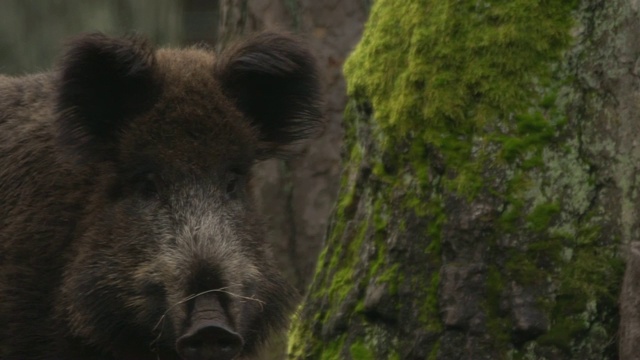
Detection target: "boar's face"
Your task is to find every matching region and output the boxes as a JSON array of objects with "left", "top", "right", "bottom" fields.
[{"left": 54, "top": 33, "right": 321, "bottom": 360}]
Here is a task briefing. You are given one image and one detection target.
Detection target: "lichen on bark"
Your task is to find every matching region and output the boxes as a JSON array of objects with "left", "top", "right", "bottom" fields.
[{"left": 289, "top": 0, "right": 633, "bottom": 359}]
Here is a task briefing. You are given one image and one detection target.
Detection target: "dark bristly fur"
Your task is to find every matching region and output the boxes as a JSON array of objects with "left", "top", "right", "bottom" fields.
[
  {"left": 57, "top": 33, "right": 161, "bottom": 159},
  {"left": 215, "top": 32, "right": 323, "bottom": 157},
  {"left": 0, "top": 32, "right": 322, "bottom": 359}
]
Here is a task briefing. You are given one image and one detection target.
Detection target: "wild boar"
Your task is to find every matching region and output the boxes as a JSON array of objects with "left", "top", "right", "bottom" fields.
[{"left": 0, "top": 32, "right": 322, "bottom": 360}]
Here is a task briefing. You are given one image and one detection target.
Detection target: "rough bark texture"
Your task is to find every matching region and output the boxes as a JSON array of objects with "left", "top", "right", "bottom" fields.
[
  {"left": 216, "top": 0, "right": 368, "bottom": 292},
  {"left": 289, "top": 0, "right": 638, "bottom": 359}
]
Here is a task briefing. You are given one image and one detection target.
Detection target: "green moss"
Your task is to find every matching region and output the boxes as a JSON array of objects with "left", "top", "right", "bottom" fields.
[
  {"left": 485, "top": 266, "right": 510, "bottom": 347},
  {"left": 336, "top": 144, "right": 364, "bottom": 214},
  {"left": 537, "top": 317, "right": 588, "bottom": 353},
  {"left": 369, "top": 198, "right": 402, "bottom": 296},
  {"left": 329, "top": 267, "right": 354, "bottom": 303},
  {"left": 324, "top": 214, "right": 371, "bottom": 302},
  {"left": 526, "top": 203, "right": 561, "bottom": 232},
  {"left": 427, "top": 340, "right": 440, "bottom": 360},
  {"left": 290, "top": 321, "right": 348, "bottom": 359},
  {"left": 505, "top": 252, "right": 546, "bottom": 285},
  {"left": 376, "top": 263, "right": 400, "bottom": 295},
  {"left": 421, "top": 272, "right": 443, "bottom": 333},
  {"left": 373, "top": 197, "right": 389, "bottom": 231},
  {"left": 345, "top": 0, "right": 577, "bottom": 199},
  {"left": 499, "top": 199, "right": 525, "bottom": 232},
  {"left": 497, "top": 111, "right": 559, "bottom": 166},
  {"left": 319, "top": 336, "right": 346, "bottom": 360},
  {"left": 350, "top": 342, "right": 374, "bottom": 360}
]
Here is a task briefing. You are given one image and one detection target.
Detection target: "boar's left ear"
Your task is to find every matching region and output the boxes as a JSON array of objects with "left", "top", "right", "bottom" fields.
[
  {"left": 215, "top": 32, "right": 323, "bottom": 157},
  {"left": 56, "top": 33, "right": 160, "bottom": 159}
]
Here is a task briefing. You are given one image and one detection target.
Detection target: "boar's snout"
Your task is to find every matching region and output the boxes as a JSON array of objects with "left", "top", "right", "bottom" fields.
[
  {"left": 176, "top": 325, "right": 242, "bottom": 360},
  {"left": 176, "top": 294, "right": 243, "bottom": 360}
]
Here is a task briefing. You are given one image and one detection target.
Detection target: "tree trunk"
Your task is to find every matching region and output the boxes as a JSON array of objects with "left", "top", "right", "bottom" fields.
[{"left": 289, "top": 0, "right": 638, "bottom": 359}]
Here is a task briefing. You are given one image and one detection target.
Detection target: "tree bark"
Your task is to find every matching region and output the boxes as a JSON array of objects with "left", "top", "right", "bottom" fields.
[{"left": 289, "top": 0, "right": 638, "bottom": 359}]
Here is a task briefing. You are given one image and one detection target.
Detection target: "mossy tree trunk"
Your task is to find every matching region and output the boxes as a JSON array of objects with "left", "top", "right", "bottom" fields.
[{"left": 289, "top": 1, "right": 640, "bottom": 359}]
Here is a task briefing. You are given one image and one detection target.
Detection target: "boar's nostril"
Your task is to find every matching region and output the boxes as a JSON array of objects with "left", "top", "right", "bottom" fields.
[{"left": 176, "top": 323, "right": 243, "bottom": 360}]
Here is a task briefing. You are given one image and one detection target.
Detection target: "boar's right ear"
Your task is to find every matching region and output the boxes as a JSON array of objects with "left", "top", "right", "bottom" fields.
[
  {"left": 215, "top": 32, "right": 323, "bottom": 158},
  {"left": 56, "top": 33, "right": 159, "bottom": 159}
]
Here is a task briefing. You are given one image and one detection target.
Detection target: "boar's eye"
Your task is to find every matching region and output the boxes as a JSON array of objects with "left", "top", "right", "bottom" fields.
[
  {"left": 110, "top": 168, "right": 161, "bottom": 200},
  {"left": 225, "top": 174, "right": 239, "bottom": 196},
  {"left": 225, "top": 168, "right": 248, "bottom": 199}
]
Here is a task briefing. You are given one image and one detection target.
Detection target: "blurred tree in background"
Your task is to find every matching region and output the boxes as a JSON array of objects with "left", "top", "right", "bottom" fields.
[{"left": 0, "top": 1, "right": 184, "bottom": 74}]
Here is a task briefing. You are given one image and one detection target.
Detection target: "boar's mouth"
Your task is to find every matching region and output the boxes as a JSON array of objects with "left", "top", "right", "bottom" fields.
[{"left": 175, "top": 293, "right": 243, "bottom": 360}]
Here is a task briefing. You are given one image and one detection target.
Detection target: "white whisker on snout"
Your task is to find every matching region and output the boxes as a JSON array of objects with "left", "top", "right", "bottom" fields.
[{"left": 149, "top": 285, "right": 265, "bottom": 353}]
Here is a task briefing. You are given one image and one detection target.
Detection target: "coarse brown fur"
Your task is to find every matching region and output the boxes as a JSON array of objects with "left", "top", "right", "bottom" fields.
[{"left": 0, "top": 32, "right": 322, "bottom": 359}]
